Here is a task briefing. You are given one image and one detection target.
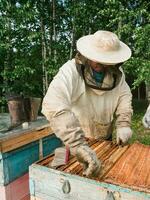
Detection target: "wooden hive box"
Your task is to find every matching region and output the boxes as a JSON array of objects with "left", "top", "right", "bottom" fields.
[
  {"left": 29, "top": 139, "right": 150, "bottom": 200},
  {"left": 0, "top": 133, "right": 62, "bottom": 186},
  {"left": 0, "top": 117, "right": 62, "bottom": 200}
]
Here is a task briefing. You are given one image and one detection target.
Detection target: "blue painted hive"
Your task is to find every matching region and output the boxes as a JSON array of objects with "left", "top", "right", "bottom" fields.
[{"left": 0, "top": 116, "right": 62, "bottom": 186}]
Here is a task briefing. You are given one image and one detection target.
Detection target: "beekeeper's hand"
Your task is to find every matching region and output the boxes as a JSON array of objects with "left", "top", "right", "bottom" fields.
[
  {"left": 116, "top": 127, "right": 132, "bottom": 145},
  {"left": 142, "top": 108, "right": 150, "bottom": 128},
  {"left": 71, "top": 145, "right": 101, "bottom": 177}
]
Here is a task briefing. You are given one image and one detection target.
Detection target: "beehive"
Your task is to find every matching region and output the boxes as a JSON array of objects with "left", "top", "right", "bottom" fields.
[
  {"left": 0, "top": 116, "right": 62, "bottom": 200},
  {"left": 29, "top": 139, "right": 150, "bottom": 200}
]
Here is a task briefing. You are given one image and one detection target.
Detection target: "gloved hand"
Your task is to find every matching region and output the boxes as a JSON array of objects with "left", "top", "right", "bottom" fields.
[
  {"left": 71, "top": 145, "right": 101, "bottom": 177},
  {"left": 142, "top": 108, "right": 150, "bottom": 128},
  {"left": 116, "top": 127, "right": 132, "bottom": 145}
]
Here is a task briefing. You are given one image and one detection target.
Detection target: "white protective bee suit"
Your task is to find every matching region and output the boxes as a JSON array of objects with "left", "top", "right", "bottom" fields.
[
  {"left": 42, "top": 30, "right": 133, "bottom": 177},
  {"left": 42, "top": 59, "right": 132, "bottom": 147}
]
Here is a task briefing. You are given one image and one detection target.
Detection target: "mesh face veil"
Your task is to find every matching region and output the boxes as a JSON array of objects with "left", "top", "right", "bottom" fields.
[{"left": 75, "top": 52, "right": 123, "bottom": 91}]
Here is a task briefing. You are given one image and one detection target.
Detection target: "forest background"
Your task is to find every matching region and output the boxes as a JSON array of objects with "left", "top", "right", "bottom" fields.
[{"left": 0, "top": 0, "right": 150, "bottom": 143}]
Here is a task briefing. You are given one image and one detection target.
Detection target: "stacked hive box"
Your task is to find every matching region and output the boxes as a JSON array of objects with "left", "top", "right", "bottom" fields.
[
  {"left": 0, "top": 117, "right": 62, "bottom": 200},
  {"left": 29, "top": 139, "right": 150, "bottom": 200}
]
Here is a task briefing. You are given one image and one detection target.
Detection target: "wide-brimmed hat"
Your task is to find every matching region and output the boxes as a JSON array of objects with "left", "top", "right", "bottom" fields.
[{"left": 76, "top": 30, "right": 131, "bottom": 65}]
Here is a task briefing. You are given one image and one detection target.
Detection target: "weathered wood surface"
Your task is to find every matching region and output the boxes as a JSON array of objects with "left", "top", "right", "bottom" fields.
[
  {"left": 21, "top": 196, "right": 30, "bottom": 200},
  {"left": 37, "top": 140, "right": 129, "bottom": 180},
  {"left": 104, "top": 143, "right": 150, "bottom": 194},
  {"left": 0, "top": 113, "right": 49, "bottom": 135},
  {"left": 0, "top": 173, "right": 30, "bottom": 200},
  {"left": 30, "top": 163, "right": 149, "bottom": 200},
  {"left": 0, "top": 114, "right": 53, "bottom": 153},
  {"left": 0, "top": 134, "right": 62, "bottom": 185},
  {"left": 29, "top": 140, "right": 150, "bottom": 200},
  {"left": 30, "top": 196, "right": 42, "bottom": 200}
]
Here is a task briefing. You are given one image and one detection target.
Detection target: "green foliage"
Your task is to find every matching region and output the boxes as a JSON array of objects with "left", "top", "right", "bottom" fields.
[
  {"left": 0, "top": 0, "right": 149, "bottom": 110},
  {"left": 130, "top": 100, "right": 150, "bottom": 145},
  {"left": 124, "top": 57, "right": 150, "bottom": 89}
]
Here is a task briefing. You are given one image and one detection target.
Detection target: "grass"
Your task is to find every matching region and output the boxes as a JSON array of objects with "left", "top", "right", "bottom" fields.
[{"left": 129, "top": 99, "right": 150, "bottom": 145}]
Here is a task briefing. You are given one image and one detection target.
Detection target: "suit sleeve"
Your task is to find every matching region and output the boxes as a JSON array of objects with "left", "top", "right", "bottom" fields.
[{"left": 42, "top": 61, "right": 87, "bottom": 148}]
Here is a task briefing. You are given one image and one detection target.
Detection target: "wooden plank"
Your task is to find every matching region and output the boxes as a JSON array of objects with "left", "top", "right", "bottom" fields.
[
  {"left": 35, "top": 141, "right": 150, "bottom": 195},
  {"left": 1, "top": 141, "right": 39, "bottom": 185},
  {"left": 0, "top": 116, "right": 49, "bottom": 140},
  {"left": 0, "top": 127, "right": 53, "bottom": 153},
  {"left": 29, "top": 141, "right": 150, "bottom": 199},
  {"left": 98, "top": 145, "right": 129, "bottom": 179},
  {"left": 0, "top": 173, "right": 29, "bottom": 200},
  {"left": 29, "top": 164, "right": 150, "bottom": 200},
  {"left": 0, "top": 154, "right": 5, "bottom": 185},
  {"left": 30, "top": 196, "right": 41, "bottom": 200},
  {"left": 0, "top": 186, "right": 7, "bottom": 200},
  {"left": 21, "top": 195, "right": 30, "bottom": 200},
  {"left": 0, "top": 134, "right": 62, "bottom": 185},
  {"left": 29, "top": 165, "right": 107, "bottom": 200},
  {"left": 104, "top": 143, "right": 150, "bottom": 194}
]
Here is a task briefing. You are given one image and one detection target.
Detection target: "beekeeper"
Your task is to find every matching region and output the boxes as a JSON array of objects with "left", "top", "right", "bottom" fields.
[{"left": 42, "top": 30, "right": 133, "bottom": 177}]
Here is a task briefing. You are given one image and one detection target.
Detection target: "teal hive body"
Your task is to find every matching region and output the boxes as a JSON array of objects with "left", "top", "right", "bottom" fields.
[{"left": 0, "top": 134, "right": 62, "bottom": 186}]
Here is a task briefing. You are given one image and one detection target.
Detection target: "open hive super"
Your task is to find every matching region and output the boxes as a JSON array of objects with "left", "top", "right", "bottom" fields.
[{"left": 37, "top": 139, "right": 150, "bottom": 194}]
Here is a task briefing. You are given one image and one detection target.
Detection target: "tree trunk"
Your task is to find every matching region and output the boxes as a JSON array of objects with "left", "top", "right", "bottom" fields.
[
  {"left": 69, "top": 28, "right": 75, "bottom": 59},
  {"left": 52, "top": 0, "right": 57, "bottom": 64},
  {"left": 4, "top": 1, "right": 12, "bottom": 96},
  {"left": 48, "top": 0, "right": 52, "bottom": 58},
  {"left": 69, "top": 0, "right": 76, "bottom": 59},
  {"left": 138, "top": 87, "right": 140, "bottom": 100},
  {"left": 41, "top": 16, "right": 48, "bottom": 95},
  {"left": 146, "top": 83, "right": 150, "bottom": 102}
]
